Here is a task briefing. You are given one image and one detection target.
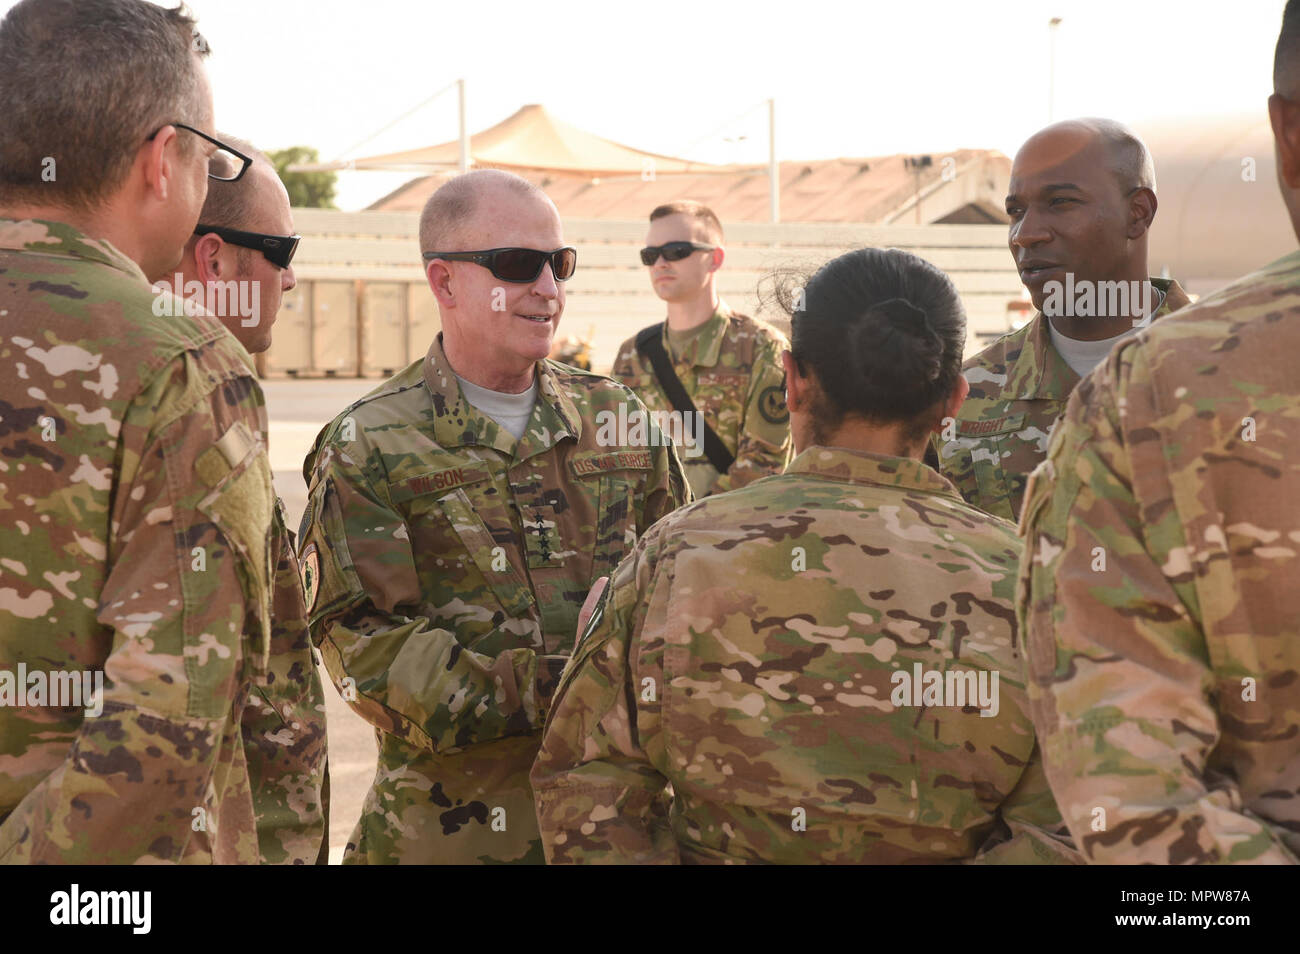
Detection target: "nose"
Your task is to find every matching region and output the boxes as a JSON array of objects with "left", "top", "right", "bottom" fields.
[
  {"left": 282, "top": 264, "right": 296, "bottom": 293},
  {"left": 532, "top": 261, "right": 560, "bottom": 298},
  {"left": 1010, "top": 207, "right": 1051, "bottom": 251}
]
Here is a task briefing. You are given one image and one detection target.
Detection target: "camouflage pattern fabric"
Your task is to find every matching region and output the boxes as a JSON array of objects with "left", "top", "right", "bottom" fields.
[
  {"left": 532, "top": 446, "right": 1081, "bottom": 864},
  {"left": 299, "top": 333, "right": 689, "bottom": 864},
  {"left": 239, "top": 498, "right": 329, "bottom": 864},
  {"left": 935, "top": 278, "right": 1189, "bottom": 521},
  {"left": 0, "top": 219, "right": 274, "bottom": 863},
  {"left": 1017, "top": 252, "right": 1300, "bottom": 864},
  {"left": 611, "top": 302, "right": 791, "bottom": 499}
]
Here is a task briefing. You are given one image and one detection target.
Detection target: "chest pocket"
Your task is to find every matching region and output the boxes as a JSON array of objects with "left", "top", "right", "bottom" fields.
[
  {"left": 570, "top": 450, "right": 651, "bottom": 584},
  {"left": 952, "top": 413, "right": 1028, "bottom": 522}
]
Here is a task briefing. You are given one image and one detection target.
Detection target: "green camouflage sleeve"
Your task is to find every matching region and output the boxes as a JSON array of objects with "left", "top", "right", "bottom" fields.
[
  {"left": 0, "top": 351, "right": 272, "bottom": 864},
  {"left": 711, "top": 336, "right": 790, "bottom": 495},
  {"left": 300, "top": 434, "right": 557, "bottom": 754},
  {"left": 971, "top": 742, "right": 1083, "bottom": 864},
  {"left": 641, "top": 431, "right": 692, "bottom": 528},
  {"left": 1017, "top": 344, "right": 1299, "bottom": 865},
  {"left": 240, "top": 503, "right": 329, "bottom": 864},
  {"left": 531, "top": 526, "right": 679, "bottom": 864}
]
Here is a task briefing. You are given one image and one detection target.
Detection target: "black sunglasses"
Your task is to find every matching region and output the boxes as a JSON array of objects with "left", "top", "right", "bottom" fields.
[
  {"left": 421, "top": 247, "right": 577, "bottom": 283},
  {"left": 639, "top": 241, "right": 715, "bottom": 266},
  {"left": 194, "top": 224, "right": 300, "bottom": 269},
  {"left": 148, "top": 122, "right": 252, "bottom": 182}
]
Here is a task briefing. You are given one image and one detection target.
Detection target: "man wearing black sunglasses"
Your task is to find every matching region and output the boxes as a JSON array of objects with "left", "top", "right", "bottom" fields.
[
  {"left": 612, "top": 201, "right": 792, "bottom": 499},
  {"left": 299, "top": 169, "right": 689, "bottom": 865},
  {"left": 171, "top": 134, "right": 326, "bottom": 866}
]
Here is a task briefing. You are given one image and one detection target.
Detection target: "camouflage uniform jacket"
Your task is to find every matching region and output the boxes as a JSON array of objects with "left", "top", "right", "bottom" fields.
[
  {"left": 935, "top": 278, "right": 1189, "bottom": 522},
  {"left": 0, "top": 219, "right": 275, "bottom": 864},
  {"left": 299, "top": 334, "right": 689, "bottom": 864},
  {"left": 532, "top": 446, "right": 1081, "bottom": 864},
  {"left": 240, "top": 499, "right": 329, "bottom": 864},
  {"left": 1018, "top": 252, "right": 1300, "bottom": 864},
  {"left": 611, "top": 302, "right": 791, "bottom": 499}
]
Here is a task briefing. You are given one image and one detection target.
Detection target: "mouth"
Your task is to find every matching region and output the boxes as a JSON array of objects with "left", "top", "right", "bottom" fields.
[
  {"left": 515, "top": 312, "right": 553, "bottom": 323},
  {"left": 1018, "top": 262, "right": 1062, "bottom": 283}
]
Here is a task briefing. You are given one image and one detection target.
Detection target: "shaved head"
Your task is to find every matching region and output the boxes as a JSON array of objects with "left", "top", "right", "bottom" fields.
[
  {"left": 1021, "top": 118, "right": 1155, "bottom": 197},
  {"left": 419, "top": 169, "right": 551, "bottom": 253},
  {"left": 200, "top": 133, "right": 274, "bottom": 230},
  {"left": 1277, "top": 0, "right": 1300, "bottom": 96}
]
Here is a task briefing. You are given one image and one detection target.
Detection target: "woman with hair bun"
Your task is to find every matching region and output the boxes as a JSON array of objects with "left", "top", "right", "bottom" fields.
[{"left": 532, "top": 247, "right": 1081, "bottom": 865}]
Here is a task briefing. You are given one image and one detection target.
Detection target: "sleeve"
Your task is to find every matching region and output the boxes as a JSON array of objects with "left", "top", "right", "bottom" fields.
[
  {"left": 0, "top": 352, "right": 273, "bottom": 864},
  {"left": 1016, "top": 344, "right": 1299, "bottom": 865},
  {"left": 299, "top": 433, "right": 554, "bottom": 754},
  {"left": 640, "top": 419, "right": 692, "bottom": 530},
  {"left": 530, "top": 527, "right": 678, "bottom": 864},
  {"left": 971, "top": 742, "right": 1083, "bottom": 864},
  {"left": 609, "top": 339, "right": 639, "bottom": 390},
  {"left": 712, "top": 335, "right": 791, "bottom": 495},
  {"left": 240, "top": 503, "right": 329, "bottom": 865}
]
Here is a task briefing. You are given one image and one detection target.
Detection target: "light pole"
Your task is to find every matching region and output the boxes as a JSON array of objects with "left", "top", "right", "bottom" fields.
[{"left": 1048, "top": 17, "right": 1063, "bottom": 123}]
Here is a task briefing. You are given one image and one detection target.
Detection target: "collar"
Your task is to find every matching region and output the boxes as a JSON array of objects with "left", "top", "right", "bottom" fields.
[
  {"left": 786, "top": 446, "right": 961, "bottom": 499},
  {"left": 662, "top": 300, "right": 732, "bottom": 369},
  {"left": 422, "top": 333, "right": 581, "bottom": 460},
  {"left": 0, "top": 217, "right": 147, "bottom": 282},
  {"left": 1007, "top": 276, "right": 1188, "bottom": 401}
]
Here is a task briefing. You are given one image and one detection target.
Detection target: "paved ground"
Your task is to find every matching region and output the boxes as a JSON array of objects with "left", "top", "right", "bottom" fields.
[{"left": 263, "top": 378, "right": 379, "bottom": 864}]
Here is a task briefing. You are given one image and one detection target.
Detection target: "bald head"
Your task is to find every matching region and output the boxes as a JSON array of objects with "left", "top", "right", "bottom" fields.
[
  {"left": 1276, "top": 0, "right": 1300, "bottom": 97},
  {"left": 419, "top": 169, "right": 552, "bottom": 254},
  {"left": 200, "top": 134, "right": 279, "bottom": 230},
  {"left": 1018, "top": 118, "right": 1155, "bottom": 197}
]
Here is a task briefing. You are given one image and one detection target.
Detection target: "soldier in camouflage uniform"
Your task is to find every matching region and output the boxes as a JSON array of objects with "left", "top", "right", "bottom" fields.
[
  {"left": 0, "top": 1, "right": 274, "bottom": 863},
  {"left": 1016, "top": 10, "right": 1300, "bottom": 864},
  {"left": 612, "top": 201, "right": 791, "bottom": 499},
  {"left": 300, "top": 170, "right": 688, "bottom": 864},
  {"left": 533, "top": 247, "right": 1080, "bottom": 864},
  {"left": 174, "top": 136, "right": 328, "bottom": 864},
  {"left": 933, "top": 119, "right": 1189, "bottom": 522}
]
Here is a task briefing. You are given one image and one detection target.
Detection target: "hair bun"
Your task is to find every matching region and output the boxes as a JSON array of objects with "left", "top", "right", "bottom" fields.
[{"left": 873, "top": 297, "right": 929, "bottom": 332}]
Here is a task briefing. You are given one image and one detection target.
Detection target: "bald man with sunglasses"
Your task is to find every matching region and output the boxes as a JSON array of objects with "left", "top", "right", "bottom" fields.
[
  {"left": 167, "top": 135, "right": 328, "bottom": 867},
  {"left": 298, "top": 169, "right": 689, "bottom": 864}
]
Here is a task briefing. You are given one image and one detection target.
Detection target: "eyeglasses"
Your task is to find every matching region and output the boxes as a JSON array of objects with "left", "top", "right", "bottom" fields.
[
  {"left": 194, "top": 224, "right": 300, "bottom": 269},
  {"left": 639, "top": 241, "right": 715, "bottom": 266},
  {"left": 421, "top": 247, "right": 578, "bottom": 283},
  {"left": 148, "top": 122, "right": 252, "bottom": 181}
]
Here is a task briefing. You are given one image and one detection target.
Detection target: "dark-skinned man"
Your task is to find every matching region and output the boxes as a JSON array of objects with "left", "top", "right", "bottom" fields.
[
  {"left": 932, "top": 119, "right": 1189, "bottom": 522},
  {"left": 1016, "top": 6, "right": 1300, "bottom": 863}
]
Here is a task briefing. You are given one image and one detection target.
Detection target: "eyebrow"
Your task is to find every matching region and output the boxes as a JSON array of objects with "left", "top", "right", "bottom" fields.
[{"left": 1005, "top": 183, "right": 1084, "bottom": 203}]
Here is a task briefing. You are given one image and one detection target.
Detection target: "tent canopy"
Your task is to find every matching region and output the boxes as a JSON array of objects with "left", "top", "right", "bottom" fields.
[{"left": 303, "top": 104, "right": 720, "bottom": 177}]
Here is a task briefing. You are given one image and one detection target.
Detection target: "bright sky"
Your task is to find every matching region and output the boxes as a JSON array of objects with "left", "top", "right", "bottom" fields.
[{"left": 3, "top": 0, "right": 1287, "bottom": 209}]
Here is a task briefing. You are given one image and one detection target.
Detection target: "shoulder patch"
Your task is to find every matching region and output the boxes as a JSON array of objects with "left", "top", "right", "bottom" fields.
[
  {"left": 300, "top": 543, "right": 320, "bottom": 612},
  {"left": 758, "top": 384, "right": 789, "bottom": 424}
]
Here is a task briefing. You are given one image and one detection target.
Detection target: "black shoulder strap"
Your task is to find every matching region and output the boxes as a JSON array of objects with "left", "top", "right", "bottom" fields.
[{"left": 634, "top": 323, "right": 735, "bottom": 475}]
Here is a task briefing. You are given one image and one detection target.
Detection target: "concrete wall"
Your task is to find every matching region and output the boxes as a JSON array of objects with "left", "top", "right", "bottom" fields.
[{"left": 268, "top": 208, "right": 1025, "bottom": 377}]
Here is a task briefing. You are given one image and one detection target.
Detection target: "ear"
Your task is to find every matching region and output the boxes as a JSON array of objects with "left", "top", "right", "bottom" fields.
[
  {"left": 708, "top": 245, "right": 725, "bottom": 273},
  {"left": 138, "top": 125, "right": 178, "bottom": 202},
  {"left": 930, "top": 373, "right": 969, "bottom": 437},
  {"left": 425, "top": 259, "right": 455, "bottom": 308},
  {"left": 1127, "top": 187, "right": 1157, "bottom": 240},
  {"left": 1270, "top": 93, "right": 1300, "bottom": 188},
  {"left": 781, "top": 349, "right": 810, "bottom": 411},
  {"left": 191, "top": 233, "right": 226, "bottom": 284}
]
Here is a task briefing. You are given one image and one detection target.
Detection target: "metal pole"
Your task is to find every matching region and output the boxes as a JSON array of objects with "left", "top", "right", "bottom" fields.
[
  {"left": 458, "top": 78, "right": 469, "bottom": 173},
  {"left": 1048, "top": 18, "right": 1062, "bottom": 123},
  {"left": 768, "top": 98, "right": 779, "bottom": 224}
]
